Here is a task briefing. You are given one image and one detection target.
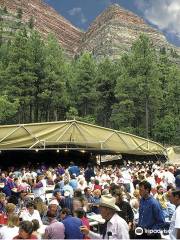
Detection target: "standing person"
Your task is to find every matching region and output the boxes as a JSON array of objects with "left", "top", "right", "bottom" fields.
[
  {"left": 138, "top": 181, "right": 165, "bottom": 239},
  {"left": 169, "top": 189, "right": 180, "bottom": 240},
  {"left": 80, "top": 194, "right": 129, "bottom": 239}
]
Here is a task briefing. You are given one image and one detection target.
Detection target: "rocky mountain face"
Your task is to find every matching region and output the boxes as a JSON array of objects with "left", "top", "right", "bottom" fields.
[
  {"left": 0, "top": 0, "right": 83, "bottom": 57},
  {"left": 0, "top": 1, "right": 179, "bottom": 59},
  {"left": 79, "top": 4, "right": 180, "bottom": 60}
]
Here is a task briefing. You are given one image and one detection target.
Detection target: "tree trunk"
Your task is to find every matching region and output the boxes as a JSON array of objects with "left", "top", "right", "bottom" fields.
[{"left": 145, "top": 97, "right": 149, "bottom": 138}]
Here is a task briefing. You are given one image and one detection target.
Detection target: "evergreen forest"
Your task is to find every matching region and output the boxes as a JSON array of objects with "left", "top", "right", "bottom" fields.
[{"left": 0, "top": 7, "right": 179, "bottom": 146}]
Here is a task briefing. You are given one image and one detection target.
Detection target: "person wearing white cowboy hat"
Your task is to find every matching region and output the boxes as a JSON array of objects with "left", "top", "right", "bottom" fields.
[{"left": 80, "top": 194, "right": 129, "bottom": 239}]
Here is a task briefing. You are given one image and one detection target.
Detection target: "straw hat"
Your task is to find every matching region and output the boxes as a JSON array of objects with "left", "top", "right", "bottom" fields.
[{"left": 100, "top": 194, "right": 121, "bottom": 212}]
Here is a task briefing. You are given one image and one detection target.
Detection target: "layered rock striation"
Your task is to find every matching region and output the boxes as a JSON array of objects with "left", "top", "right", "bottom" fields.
[
  {"left": 79, "top": 4, "right": 179, "bottom": 60},
  {"left": 0, "top": 1, "right": 179, "bottom": 59},
  {"left": 0, "top": 0, "right": 83, "bottom": 57}
]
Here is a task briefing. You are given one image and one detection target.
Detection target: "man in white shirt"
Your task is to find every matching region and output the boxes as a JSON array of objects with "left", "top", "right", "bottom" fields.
[
  {"left": 169, "top": 189, "right": 180, "bottom": 240},
  {"left": 80, "top": 194, "right": 129, "bottom": 239}
]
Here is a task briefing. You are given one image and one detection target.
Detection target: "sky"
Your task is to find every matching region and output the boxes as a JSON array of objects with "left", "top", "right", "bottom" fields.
[{"left": 44, "top": 0, "right": 180, "bottom": 47}]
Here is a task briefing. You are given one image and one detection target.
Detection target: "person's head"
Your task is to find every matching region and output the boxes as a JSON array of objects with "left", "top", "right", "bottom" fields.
[
  {"left": 31, "top": 219, "right": 40, "bottom": 232},
  {"left": 168, "top": 166, "right": 174, "bottom": 173},
  {"left": 60, "top": 208, "right": 71, "bottom": 220},
  {"left": 48, "top": 200, "right": 59, "bottom": 215},
  {"left": 8, "top": 195, "right": 18, "bottom": 205},
  {"left": 74, "top": 189, "right": 82, "bottom": 198},
  {"left": 74, "top": 208, "right": 86, "bottom": 219},
  {"left": 93, "top": 189, "right": 101, "bottom": 198},
  {"left": 33, "top": 197, "right": 43, "bottom": 205},
  {"left": 71, "top": 174, "right": 76, "bottom": 180},
  {"left": 37, "top": 174, "right": 44, "bottom": 181},
  {"left": 7, "top": 214, "right": 19, "bottom": 228},
  {"left": 99, "top": 205, "right": 115, "bottom": 221},
  {"left": 157, "top": 185, "right": 164, "bottom": 194},
  {"left": 102, "top": 189, "right": 109, "bottom": 195},
  {"left": 99, "top": 195, "right": 120, "bottom": 220},
  {"left": 170, "top": 189, "right": 180, "bottom": 206},
  {"left": 70, "top": 162, "right": 74, "bottom": 166},
  {"left": 18, "top": 221, "right": 34, "bottom": 239},
  {"left": 139, "top": 181, "right": 151, "bottom": 198},
  {"left": 130, "top": 199, "right": 139, "bottom": 210},
  {"left": 1, "top": 172, "right": 6, "bottom": 178},
  {"left": 133, "top": 189, "right": 140, "bottom": 199},
  {"left": 20, "top": 189, "right": 28, "bottom": 199},
  {"left": 64, "top": 179, "right": 69, "bottom": 185},
  {"left": 47, "top": 209, "right": 57, "bottom": 220},
  {"left": 90, "top": 177, "right": 95, "bottom": 183},
  {"left": 53, "top": 189, "right": 62, "bottom": 201},
  {"left": 94, "top": 179, "right": 99, "bottom": 185},
  {"left": 146, "top": 170, "right": 152, "bottom": 177},
  {"left": 26, "top": 202, "right": 34, "bottom": 215},
  {"left": 84, "top": 187, "right": 91, "bottom": 196},
  {"left": 6, "top": 203, "right": 16, "bottom": 215},
  {"left": 0, "top": 192, "right": 6, "bottom": 203},
  {"left": 112, "top": 189, "right": 123, "bottom": 203},
  {"left": 79, "top": 179, "right": 84, "bottom": 186}
]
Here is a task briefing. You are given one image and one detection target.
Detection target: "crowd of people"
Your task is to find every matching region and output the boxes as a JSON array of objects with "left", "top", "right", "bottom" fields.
[{"left": 0, "top": 159, "right": 179, "bottom": 239}]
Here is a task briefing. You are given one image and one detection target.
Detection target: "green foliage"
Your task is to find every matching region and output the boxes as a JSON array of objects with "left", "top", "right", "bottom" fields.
[
  {"left": 3, "top": 6, "right": 8, "bottom": 13},
  {"left": 111, "top": 35, "right": 162, "bottom": 138},
  {"left": 95, "top": 58, "right": 119, "bottom": 127},
  {"left": 28, "top": 17, "right": 34, "bottom": 29},
  {"left": 154, "top": 115, "right": 179, "bottom": 144},
  {"left": 78, "top": 115, "right": 96, "bottom": 124},
  {"left": 0, "top": 23, "right": 179, "bottom": 145},
  {"left": 66, "top": 107, "right": 78, "bottom": 120},
  {"left": 16, "top": 8, "right": 23, "bottom": 19},
  {"left": 72, "top": 52, "right": 97, "bottom": 116},
  {"left": 0, "top": 96, "right": 19, "bottom": 123}
]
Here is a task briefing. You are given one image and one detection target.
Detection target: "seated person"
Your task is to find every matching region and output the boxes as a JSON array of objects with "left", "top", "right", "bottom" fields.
[{"left": 20, "top": 202, "right": 42, "bottom": 225}]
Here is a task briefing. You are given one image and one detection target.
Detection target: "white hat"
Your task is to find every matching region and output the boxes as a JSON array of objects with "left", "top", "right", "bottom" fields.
[
  {"left": 49, "top": 199, "right": 59, "bottom": 206},
  {"left": 0, "top": 183, "right": 5, "bottom": 188},
  {"left": 64, "top": 190, "right": 70, "bottom": 197},
  {"left": 100, "top": 194, "right": 121, "bottom": 212}
]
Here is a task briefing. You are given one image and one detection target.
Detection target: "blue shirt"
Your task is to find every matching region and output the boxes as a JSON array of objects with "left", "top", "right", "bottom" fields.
[
  {"left": 68, "top": 165, "right": 80, "bottom": 176},
  {"left": 69, "top": 179, "right": 78, "bottom": 190},
  {"left": 62, "top": 215, "right": 84, "bottom": 239},
  {"left": 60, "top": 197, "right": 73, "bottom": 214},
  {"left": 138, "top": 196, "right": 165, "bottom": 230}
]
